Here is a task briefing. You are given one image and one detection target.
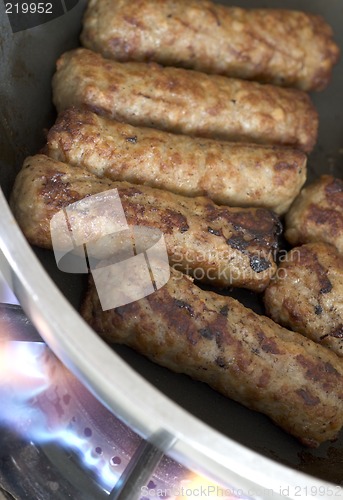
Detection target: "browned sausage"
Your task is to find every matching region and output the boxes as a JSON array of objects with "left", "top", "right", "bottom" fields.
[
  {"left": 81, "top": 0, "right": 340, "bottom": 92},
  {"left": 52, "top": 48, "right": 318, "bottom": 153},
  {"left": 81, "top": 265, "right": 343, "bottom": 447},
  {"left": 11, "top": 155, "right": 281, "bottom": 291},
  {"left": 285, "top": 176, "right": 343, "bottom": 255},
  {"left": 46, "top": 108, "right": 307, "bottom": 215},
  {"left": 264, "top": 243, "right": 343, "bottom": 357}
]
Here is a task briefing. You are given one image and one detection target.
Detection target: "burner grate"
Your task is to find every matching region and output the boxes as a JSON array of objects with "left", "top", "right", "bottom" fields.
[{"left": 0, "top": 304, "right": 192, "bottom": 500}]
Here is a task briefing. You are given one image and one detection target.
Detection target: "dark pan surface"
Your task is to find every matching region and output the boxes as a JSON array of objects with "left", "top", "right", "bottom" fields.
[{"left": 1, "top": 0, "right": 343, "bottom": 485}]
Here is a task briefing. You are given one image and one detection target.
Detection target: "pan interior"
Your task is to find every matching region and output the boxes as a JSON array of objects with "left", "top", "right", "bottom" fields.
[{"left": 0, "top": 0, "right": 342, "bottom": 485}]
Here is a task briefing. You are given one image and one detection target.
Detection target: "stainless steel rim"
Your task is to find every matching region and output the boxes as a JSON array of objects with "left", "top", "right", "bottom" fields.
[{"left": 0, "top": 188, "right": 339, "bottom": 500}]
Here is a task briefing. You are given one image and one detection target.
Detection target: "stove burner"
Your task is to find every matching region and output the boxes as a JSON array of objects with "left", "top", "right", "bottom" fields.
[
  {"left": 0, "top": 337, "right": 187, "bottom": 498},
  {"left": 0, "top": 303, "right": 244, "bottom": 500}
]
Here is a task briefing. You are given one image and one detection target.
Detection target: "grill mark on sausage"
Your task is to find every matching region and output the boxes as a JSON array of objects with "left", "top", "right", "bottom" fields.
[
  {"left": 121, "top": 199, "right": 146, "bottom": 219},
  {"left": 296, "top": 389, "right": 320, "bottom": 407},
  {"left": 147, "top": 289, "right": 200, "bottom": 345},
  {"left": 296, "top": 354, "right": 341, "bottom": 393},
  {"left": 297, "top": 354, "right": 332, "bottom": 379},
  {"left": 206, "top": 312, "right": 233, "bottom": 348},
  {"left": 120, "top": 200, "right": 189, "bottom": 235},
  {"left": 226, "top": 209, "right": 280, "bottom": 235},
  {"left": 160, "top": 209, "right": 189, "bottom": 234},
  {"left": 297, "top": 246, "right": 333, "bottom": 294},
  {"left": 234, "top": 343, "right": 252, "bottom": 373},
  {"left": 257, "top": 331, "right": 282, "bottom": 354},
  {"left": 307, "top": 205, "right": 343, "bottom": 236},
  {"left": 257, "top": 370, "right": 271, "bottom": 388},
  {"left": 205, "top": 204, "right": 278, "bottom": 234}
]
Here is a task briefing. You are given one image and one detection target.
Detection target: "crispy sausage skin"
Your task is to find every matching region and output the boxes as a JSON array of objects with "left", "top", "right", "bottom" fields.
[
  {"left": 285, "top": 176, "right": 343, "bottom": 255},
  {"left": 11, "top": 155, "right": 281, "bottom": 291},
  {"left": 81, "top": 265, "right": 343, "bottom": 447},
  {"left": 81, "top": 0, "right": 340, "bottom": 92},
  {"left": 52, "top": 48, "right": 318, "bottom": 153},
  {"left": 264, "top": 243, "right": 343, "bottom": 357},
  {"left": 46, "top": 108, "right": 307, "bottom": 215}
]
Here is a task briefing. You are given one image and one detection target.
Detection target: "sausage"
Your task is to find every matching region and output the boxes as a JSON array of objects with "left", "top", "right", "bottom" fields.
[
  {"left": 81, "top": 265, "right": 343, "bottom": 447},
  {"left": 285, "top": 176, "right": 343, "bottom": 255},
  {"left": 45, "top": 108, "right": 307, "bottom": 215},
  {"left": 264, "top": 243, "right": 343, "bottom": 357},
  {"left": 81, "top": 0, "right": 340, "bottom": 92},
  {"left": 52, "top": 48, "right": 318, "bottom": 153},
  {"left": 11, "top": 155, "right": 281, "bottom": 291}
]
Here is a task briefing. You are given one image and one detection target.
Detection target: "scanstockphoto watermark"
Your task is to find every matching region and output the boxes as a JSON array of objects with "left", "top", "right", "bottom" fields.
[
  {"left": 50, "top": 189, "right": 170, "bottom": 312},
  {"left": 170, "top": 246, "right": 300, "bottom": 285},
  {"left": 171, "top": 245, "right": 300, "bottom": 268},
  {"left": 141, "top": 484, "right": 247, "bottom": 498},
  {"left": 171, "top": 261, "right": 290, "bottom": 285},
  {"left": 141, "top": 483, "right": 343, "bottom": 499}
]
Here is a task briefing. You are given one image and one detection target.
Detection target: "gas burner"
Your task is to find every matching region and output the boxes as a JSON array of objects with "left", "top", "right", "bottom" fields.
[
  {"left": 0, "top": 304, "right": 238, "bottom": 500},
  {"left": 0, "top": 325, "right": 185, "bottom": 498}
]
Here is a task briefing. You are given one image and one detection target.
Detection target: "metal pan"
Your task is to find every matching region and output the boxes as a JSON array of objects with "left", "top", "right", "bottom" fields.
[{"left": 0, "top": 0, "right": 342, "bottom": 496}]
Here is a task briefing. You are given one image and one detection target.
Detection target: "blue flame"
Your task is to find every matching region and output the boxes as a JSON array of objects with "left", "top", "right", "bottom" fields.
[
  {"left": 0, "top": 342, "right": 49, "bottom": 434},
  {"left": 0, "top": 342, "right": 234, "bottom": 498},
  {"left": 0, "top": 341, "right": 123, "bottom": 491}
]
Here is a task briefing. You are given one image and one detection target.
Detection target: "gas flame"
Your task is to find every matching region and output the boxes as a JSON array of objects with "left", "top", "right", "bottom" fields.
[
  {"left": 0, "top": 340, "right": 248, "bottom": 498},
  {"left": 0, "top": 341, "right": 49, "bottom": 434},
  {"left": 0, "top": 340, "right": 128, "bottom": 491}
]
